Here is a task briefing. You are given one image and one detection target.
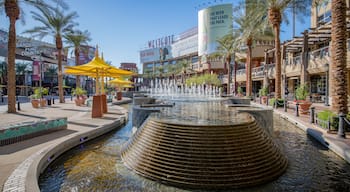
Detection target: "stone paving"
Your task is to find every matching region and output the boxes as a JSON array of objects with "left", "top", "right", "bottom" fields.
[{"left": 0, "top": 97, "right": 130, "bottom": 192}]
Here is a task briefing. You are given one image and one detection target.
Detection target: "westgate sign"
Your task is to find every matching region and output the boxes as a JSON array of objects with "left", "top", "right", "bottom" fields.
[{"left": 147, "top": 35, "right": 175, "bottom": 49}]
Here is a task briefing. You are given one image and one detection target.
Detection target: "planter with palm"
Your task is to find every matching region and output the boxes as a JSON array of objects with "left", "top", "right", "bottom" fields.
[
  {"left": 259, "top": 86, "right": 269, "bottom": 104},
  {"left": 295, "top": 84, "right": 311, "bottom": 114},
  {"left": 30, "top": 87, "right": 48, "bottom": 108}
]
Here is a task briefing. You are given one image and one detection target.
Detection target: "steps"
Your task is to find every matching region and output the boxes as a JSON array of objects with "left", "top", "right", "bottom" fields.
[{"left": 121, "top": 118, "right": 288, "bottom": 189}]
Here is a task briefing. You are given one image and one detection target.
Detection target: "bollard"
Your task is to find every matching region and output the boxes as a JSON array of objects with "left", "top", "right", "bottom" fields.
[
  {"left": 295, "top": 103, "right": 299, "bottom": 117},
  {"left": 17, "top": 101, "right": 20, "bottom": 111},
  {"left": 47, "top": 98, "right": 51, "bottom": 106},
  {"left": 266, "top": 97, "right": 269, "bottom": 106},
  {"left": 1, "top": 96, "right": 3, "bottom": 103},
  {"left": 338, "top": 112, "right": 346, "bottom": 138},
  {"left": 284, "top": 98, "right": 287, "bottom": 112},
  {"left": 71, "top": 95, "right": 73, "bottom": 101},
  {"left": 310, "top": 107, "right": 315, "bottom": 123},
  {"left": 52, "top": 98, "right": 55, "bottom": 104}
]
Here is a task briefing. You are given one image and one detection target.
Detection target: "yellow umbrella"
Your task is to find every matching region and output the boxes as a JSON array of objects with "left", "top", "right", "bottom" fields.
[
  {"left": 64, "top": 48, "right": 134, "bottom": 95},
  {"left": 108, "top": 78, "right": 134, "bottom": 85}
]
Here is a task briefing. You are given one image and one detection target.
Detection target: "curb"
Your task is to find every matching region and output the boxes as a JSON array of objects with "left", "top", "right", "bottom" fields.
[{"left": 2, "top": 111, "right": 128, "bottom": 192}]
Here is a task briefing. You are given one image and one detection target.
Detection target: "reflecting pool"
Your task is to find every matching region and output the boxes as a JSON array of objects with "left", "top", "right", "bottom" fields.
[{"left": 39, "top": 102, "right": 350, "bottom": 191}]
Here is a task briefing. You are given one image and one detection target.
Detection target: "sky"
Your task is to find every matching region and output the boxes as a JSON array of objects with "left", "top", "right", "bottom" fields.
[{"left": 0, "top": 0, "right": 310, "bottom": 71}]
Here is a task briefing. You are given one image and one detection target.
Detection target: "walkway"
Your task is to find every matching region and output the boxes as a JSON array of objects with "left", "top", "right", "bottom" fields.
[{"left": 0, "top": 97, "right": 131, "bottom": 192}]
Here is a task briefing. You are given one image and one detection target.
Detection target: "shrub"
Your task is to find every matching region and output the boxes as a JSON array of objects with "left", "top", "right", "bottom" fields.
[
  {"left": 269, "top": 98, "right": 285, "bottom": 107},
  {"left": 295, "top": 84, "right": 309, "bottom": 100},
  {"left": 259, "top": 86, "right": 268, "bottom": 97},
  {"left": 317, "top": 110, "right": 350, "bottom": 131},
  {"left": 30, "top": 87, "right": 48, "bottom": 99}
]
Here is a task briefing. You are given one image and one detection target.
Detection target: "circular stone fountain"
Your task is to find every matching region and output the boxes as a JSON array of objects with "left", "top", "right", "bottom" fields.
[{"left": 121, "top": 105, "right": 288, "bottom": 189}]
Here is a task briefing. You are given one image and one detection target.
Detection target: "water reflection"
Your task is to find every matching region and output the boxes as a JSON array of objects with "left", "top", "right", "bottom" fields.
[{"left": 39, "top": 102, "right": 350, "bottom": 192}]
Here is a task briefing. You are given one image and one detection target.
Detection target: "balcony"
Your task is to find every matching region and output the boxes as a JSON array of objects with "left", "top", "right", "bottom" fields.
[
  {"left": 285, "top": 56, "right": 302, "bottom": 77},
  {"left": 236, "top": 69, "right": 246, "bottom": 81},
  {"left": 252, "top": 65, "right": 264, "bottom": 79},
  {"left": 308, "top": 46, "right": 330, "bottom": 74}
]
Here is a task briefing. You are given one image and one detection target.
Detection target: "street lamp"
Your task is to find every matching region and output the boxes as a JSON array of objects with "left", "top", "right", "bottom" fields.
[{"left": 325, "top": 63, "right": 329, "bottom": 106}]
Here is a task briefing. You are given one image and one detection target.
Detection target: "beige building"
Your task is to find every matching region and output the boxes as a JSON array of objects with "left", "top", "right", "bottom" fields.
[{"left": 235, "top": 0, "right": 350, "bottom": 106}]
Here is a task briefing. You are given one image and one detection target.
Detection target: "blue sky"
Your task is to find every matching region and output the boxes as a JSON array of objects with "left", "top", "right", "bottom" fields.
[{"left": 1, "top": 0, "right": 309, "bottom": 71}]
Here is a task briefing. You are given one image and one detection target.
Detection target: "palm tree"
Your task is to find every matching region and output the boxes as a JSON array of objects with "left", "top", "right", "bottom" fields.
[
  {"left": 45, "top": 65, "right": 58, "bottom": 92},
  {"left": 24, "top": 6, "right": 78, "bottom": 103},
  {"left": 234, "top": 5, "right": 274, "bottom": 97},
  {"left": 216, "top": 31, "right": 241, "bottom": 95},
  {"left": 63, "top": 30, "right": 91, "bottom": 88},
  {"left": 0, "top": 0, "right": 67, "bottom": 112},
  {"left": 177, "top": 59, "right": 190, "bottom": 85},
  {"left": 248, "top": 0, "right": 314, "bottom": 99},
  {"left": 330, "top": 0, "right": 347, "bottom": 114},
  {"left": 15, "top": 62, "right": 27, "bottom": 85}
]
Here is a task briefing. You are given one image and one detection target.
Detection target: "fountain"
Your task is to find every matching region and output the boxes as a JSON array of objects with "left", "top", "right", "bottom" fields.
[
  {"left": 39, "top": 96, "right": 350, "bottom": 191},
  {"left": 140, "top": 78, "right": 222, "bottom": 101},
  {"left": 121, "top": 92, "right": 288, "bottom": 189}
]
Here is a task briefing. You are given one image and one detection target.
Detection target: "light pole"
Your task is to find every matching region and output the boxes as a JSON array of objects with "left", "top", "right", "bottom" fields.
[{"left": 325, "top": 63, "right": 329, "bottom": 106}]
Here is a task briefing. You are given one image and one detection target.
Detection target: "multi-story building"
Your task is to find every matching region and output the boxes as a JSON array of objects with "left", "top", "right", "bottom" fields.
[{"left": 235, "top": 0, "right": 350, "bottom": 106}]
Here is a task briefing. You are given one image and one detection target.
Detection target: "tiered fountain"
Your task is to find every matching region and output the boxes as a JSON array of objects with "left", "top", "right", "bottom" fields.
[{"left": 122, "top": 82, "right": 288, "bottom": 189}]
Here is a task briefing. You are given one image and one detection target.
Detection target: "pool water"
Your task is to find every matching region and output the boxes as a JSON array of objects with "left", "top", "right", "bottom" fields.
[{"left": 39, "top": 102, "right": 350, "bottom": 191}]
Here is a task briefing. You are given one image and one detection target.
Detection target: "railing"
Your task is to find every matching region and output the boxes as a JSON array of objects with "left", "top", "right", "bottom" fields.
[
  {"left": 310, "top": 46, "right": 330, "bottom": 60},
  {"left": 292, "top": 56, "right": 302, "bottom": 65},
  {"left": 252, "top": 66, "right": 264, "bottom": 78},
  {"left": 236, "top": 69, "right": 246, "bottom": 75}
]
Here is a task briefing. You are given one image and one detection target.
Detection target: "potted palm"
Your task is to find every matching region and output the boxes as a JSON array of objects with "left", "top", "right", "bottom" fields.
[
  {"left": 295, "top": 84, "right": 311, "bottom": 114},
  {"left": 30, "top": 87, "right": 48, "bottom": 108},
  {"left": 72, "top": 87, "right": 87, "bottom": 106},
  {"left": 259, "top": 86, "right": 268, "bottom": 104}
]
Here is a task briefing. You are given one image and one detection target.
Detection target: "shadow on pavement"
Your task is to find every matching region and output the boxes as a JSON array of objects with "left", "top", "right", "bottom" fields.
[
  {"left": 0, "top": 129, "right": 77, "bottom": 154},
  {"left": 67, "top": 121, "right": 98, "bottom": 128}
]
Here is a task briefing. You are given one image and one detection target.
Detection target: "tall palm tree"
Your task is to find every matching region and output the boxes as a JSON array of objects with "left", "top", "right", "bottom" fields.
[
  {"left": 63, "top": 30, "right": 91, "bottom": 88},
  {"left": 0, "top": 0, "right": 67, "bottom": 112},
  {"left": 330, "top": 0, "right": 347, "bottom": 114},
  {"left": 234, "top": 5, "right": 274, "bottom": 97},
  {"left": 177, "top": 59, "right": 190, "bottom": 85},
  {"left": 216, "top": 31, "right": 241, "bottom": 95},
  {"left": 15, "top": 62, "right": 27, "bottom": 85},
  {"left": 45, "top": 65, "right": 57, "bottom": 91},
  {"left": 249, "top": 0, "right": 314, "bottom": 99},
  {"left": 24, "top": 6, "right": 78, "bottom": 103}
]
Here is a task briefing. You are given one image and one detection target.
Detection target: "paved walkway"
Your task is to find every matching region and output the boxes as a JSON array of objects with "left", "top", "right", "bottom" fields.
[{"left": 0, "top": 97, "right": 131, "bottom": 192}]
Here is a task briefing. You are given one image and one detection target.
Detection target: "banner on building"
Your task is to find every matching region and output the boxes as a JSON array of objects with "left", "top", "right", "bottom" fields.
[{"left": 198, "top": 4, "right": 233, "bottom": 56}]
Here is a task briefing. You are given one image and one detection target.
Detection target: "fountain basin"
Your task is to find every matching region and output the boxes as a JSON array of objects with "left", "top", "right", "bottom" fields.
[{"left": 121, "top": 117, "right": 288, "bottom": 189}]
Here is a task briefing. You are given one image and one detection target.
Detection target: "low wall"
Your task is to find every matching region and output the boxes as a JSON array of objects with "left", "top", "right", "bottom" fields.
[
  {"left": 0, "top": 118, "right": 67, "bottom": 146},
  {"left": 226, "top": 98, "right": 251, "bottom": 105},
  {"left": 238, "top": 108, "right": 274, "bottom": 135}
]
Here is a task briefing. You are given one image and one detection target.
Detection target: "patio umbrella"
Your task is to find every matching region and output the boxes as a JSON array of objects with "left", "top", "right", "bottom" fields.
[{"left": 108, "top": 78, "right": 134, "bottom": 85}]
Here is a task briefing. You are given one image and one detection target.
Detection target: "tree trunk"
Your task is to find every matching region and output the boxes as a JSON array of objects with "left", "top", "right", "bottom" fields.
[
  {"left": 5, "top": 0, "right": 19, "bottom": 113},
  {"left": 246, "top": 38, "right": 253, "bottom": 97},
  {"left": 75, "top": 47, "right": 80, "bottom": 88},
  {"left": 56, "top": 35, "right": 65, "bottom": 103},
  {"left": 330, "top": 0, "right": 348, "bottom": 114},
  {"left": 226, "top": 55, "right": 231, "bottom": 95},
  {"left": 269, "top": 8, "right": 282, "bottom": 99}
]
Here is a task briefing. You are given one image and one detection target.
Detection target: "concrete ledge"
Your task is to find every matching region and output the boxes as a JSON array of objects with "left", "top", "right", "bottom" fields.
[
  {"left": 2, "top": 113, "right": 128, "bottom": 192},
  {"left": 0, "top": 118, "right": 67, "bottom": 146}
]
